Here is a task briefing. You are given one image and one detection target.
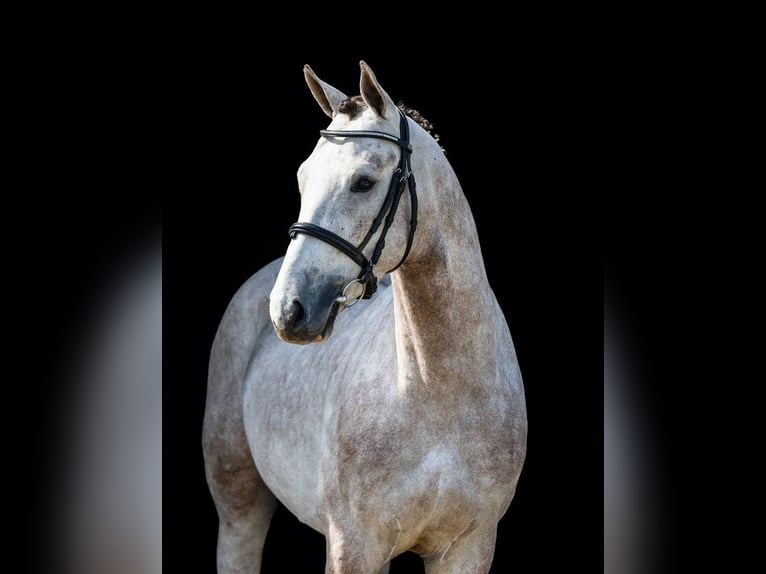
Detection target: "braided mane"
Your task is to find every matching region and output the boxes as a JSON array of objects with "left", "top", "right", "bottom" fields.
[{"left": 398, "top": 102, "right": 445, "bottom": 153}]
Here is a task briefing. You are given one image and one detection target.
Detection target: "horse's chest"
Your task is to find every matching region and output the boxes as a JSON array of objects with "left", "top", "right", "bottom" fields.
[
  {"left": 326, "top": 408, "right": 493, "bottom": 543},
  {"left": 331, "top": 395, "right": 494, "bottom": 501}
]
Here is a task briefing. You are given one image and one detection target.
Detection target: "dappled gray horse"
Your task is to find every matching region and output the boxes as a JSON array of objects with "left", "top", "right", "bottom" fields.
[{"left": 203, "top": 61, "right": 527, "bottom": 574}]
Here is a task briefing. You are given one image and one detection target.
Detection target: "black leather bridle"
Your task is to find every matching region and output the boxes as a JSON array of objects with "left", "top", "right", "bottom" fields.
[{"left": 288, "top": 109, "right": 418, "bottom": 306}]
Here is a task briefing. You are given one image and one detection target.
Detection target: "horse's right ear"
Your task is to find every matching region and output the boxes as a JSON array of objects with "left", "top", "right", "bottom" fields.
[{"left": 304, "top": 65, "right": 347, "bottom": 119}]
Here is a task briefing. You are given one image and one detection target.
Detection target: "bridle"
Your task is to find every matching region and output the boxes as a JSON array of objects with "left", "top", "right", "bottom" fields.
[{"left": 288, "top": 109, "right": 418, "bottom": 307}]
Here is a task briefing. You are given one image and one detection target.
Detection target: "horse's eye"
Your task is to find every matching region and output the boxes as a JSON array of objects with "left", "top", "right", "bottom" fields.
[{"left": 351, "top": 176, "right": 375, "bottom": 193}]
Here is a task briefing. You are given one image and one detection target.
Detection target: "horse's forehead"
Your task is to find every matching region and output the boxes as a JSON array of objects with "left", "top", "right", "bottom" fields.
[
  {"left": 299, "top": 104, "right": 400, "bottom": 179},
  {"left": 337, "top": 95, "right": 367, "bottom": 118},
  {"left": 347, "top": 146, "right": 397, "bottom": 169},
  {"left": 306, "top": 138, "right": 397, "bottom": 172}
]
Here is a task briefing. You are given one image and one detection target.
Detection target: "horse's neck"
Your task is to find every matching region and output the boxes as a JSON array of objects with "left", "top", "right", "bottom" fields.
[{"left": 391, "top": 177, "right": 498, "bottom": 396}]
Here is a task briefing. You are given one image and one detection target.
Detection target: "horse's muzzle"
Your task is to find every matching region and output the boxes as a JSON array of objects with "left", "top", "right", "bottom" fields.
[{"left": 270, "top": 291, "right": 341, "bottom": 345}]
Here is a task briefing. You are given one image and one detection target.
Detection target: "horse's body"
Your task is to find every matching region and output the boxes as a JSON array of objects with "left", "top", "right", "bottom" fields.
[{"left": 203, "top": 62, "right": 527, "bottom": 574}]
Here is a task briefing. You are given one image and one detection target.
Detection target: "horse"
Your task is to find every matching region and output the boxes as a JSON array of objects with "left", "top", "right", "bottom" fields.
[{"left": 202, "top": 60, "right": 528, "bottom": 574}]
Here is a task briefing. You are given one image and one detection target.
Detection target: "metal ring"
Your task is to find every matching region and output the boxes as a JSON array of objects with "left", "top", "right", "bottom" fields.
[{"left": 335, "top": 278, "right": 366, "bottom": 308}]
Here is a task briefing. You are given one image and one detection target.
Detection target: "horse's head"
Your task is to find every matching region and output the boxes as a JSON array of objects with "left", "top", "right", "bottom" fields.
[{"left": 270, "top": 61, "right": 418, "bottom": 344}]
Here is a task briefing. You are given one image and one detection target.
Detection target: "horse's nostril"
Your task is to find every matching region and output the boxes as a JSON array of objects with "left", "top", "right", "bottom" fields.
[{"left": 289, "top": 299, "right": 306, "bottom": 327}]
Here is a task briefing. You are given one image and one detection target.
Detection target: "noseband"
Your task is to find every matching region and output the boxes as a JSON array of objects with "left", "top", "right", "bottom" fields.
[{"left": 288, "top": 109, "right": 418, "bottom": 306}]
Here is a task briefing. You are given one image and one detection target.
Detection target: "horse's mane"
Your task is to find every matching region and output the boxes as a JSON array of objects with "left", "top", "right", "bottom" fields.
[
  {"left": 337, "top": 96, "right": 445, "bottom": 153},
  {"left": 397, "top": 102, "right": 445, "bottom": 154}
]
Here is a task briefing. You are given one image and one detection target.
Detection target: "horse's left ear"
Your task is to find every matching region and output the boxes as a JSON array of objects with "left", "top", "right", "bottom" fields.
[{"left": 359, "top": 60, "right": 396, "bottom": 119}]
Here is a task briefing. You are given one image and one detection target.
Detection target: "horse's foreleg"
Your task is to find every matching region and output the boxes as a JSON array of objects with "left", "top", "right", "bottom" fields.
[
  {"left": 203, "top": 297, "right": 279, "bottom": 573},
  {"left": 422, "top": 522, "right": 498, "bottom": 574},
  {"left": 216, "top": 476, "right": 276, "bottom": 574},
  {"left": 324, "top": 521, "right": 390, "bottom": 574},
  {"left": 204, "top": 435, "right": 277, "bottom": 574},
  {"left": 203, "top": 377, "right": 277, "bottom": 574}
]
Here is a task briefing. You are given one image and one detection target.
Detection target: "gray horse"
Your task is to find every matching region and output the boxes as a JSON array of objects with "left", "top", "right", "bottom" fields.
[{"left": 203, "top": 61, "right": 527, "bottom": 574}]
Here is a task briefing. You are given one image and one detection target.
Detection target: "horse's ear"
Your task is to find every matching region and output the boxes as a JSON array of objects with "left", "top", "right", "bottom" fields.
[
  {"left": 359, "top": 60, "right": 396, "bottom": 119},
  {"left": 304, "top": 65, "right": 347, "bottom": 119}
]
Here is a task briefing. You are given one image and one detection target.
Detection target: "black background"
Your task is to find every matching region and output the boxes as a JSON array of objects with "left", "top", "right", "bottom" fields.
[{"left": 167, "top": 51, "right": 602, "bottom": 572}]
